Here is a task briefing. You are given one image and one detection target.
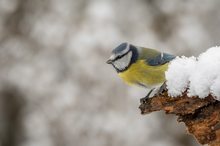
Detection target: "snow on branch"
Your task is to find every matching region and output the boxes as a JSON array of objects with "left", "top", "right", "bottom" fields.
[
  {"left": 166, "top": 47, "right": 220, "bottom": 99},
  {"left": 140, "top": 47, "right": 220, "bottom": 146}
]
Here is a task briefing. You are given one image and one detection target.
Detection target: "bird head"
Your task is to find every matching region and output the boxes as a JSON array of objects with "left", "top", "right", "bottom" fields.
[{"left": 107, "top": 43, "right": 138, "bottom": 72}]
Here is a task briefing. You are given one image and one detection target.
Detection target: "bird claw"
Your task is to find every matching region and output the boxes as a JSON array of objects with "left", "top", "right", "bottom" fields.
[
  {"left": 140, "top": 97, "right": 148, "bottom": 104},
  {"left": 156, "top": 82, "right": 167, "bottom": 96},
  {"left": 140, "top": 88, "right": 154, "bottom": 104}
]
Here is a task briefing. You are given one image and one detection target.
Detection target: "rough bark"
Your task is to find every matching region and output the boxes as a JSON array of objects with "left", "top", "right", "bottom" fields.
[{"left": 139, "top": 91, "right": 220, "bottom": 146}]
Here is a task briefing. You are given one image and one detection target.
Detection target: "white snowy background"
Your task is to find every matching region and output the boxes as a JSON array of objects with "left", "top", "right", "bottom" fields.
[{"left": 0, "top": 0, "right": 220, "bottom": 146}]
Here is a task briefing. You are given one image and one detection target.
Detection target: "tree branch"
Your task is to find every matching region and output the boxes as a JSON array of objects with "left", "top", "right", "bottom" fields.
[{"left": 139, "top": 91, "right": 220, "bottom": 146}]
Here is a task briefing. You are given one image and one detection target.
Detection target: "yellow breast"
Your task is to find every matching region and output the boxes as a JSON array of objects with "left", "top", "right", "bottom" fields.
[{"left": 118, "top": 60, "right": 169, "bottom": 87}]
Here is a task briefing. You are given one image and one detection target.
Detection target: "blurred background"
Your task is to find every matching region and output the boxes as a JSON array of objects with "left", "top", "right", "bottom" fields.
[{"left": 0, "top": 0, "right": 220, "bottom": 146}]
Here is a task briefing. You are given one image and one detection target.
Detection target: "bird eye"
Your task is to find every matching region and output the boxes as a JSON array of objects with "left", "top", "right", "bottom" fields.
[{"left": 114, "top": 50, "right": 130, "bottom": 61}]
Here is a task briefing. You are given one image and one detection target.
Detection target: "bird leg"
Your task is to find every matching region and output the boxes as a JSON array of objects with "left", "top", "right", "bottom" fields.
[
  {"left": 140, "top": 88, "right": 154, "bottom": 104},
  {"left": 156, "top": 82, "right": 166, "bottom": 96}
]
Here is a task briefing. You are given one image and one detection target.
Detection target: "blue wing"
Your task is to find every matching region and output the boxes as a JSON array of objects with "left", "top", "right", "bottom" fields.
[{"left": 146, "top": 53, "right": 176, "bottom": 66}]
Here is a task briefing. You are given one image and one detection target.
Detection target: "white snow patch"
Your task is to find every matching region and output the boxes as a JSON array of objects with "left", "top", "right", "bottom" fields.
[
  {"left": 166, "top": 46, "right": 220, "bottom": 100},
  {"left": 166, "top": 56, "right": 197, "bottom": 97}
]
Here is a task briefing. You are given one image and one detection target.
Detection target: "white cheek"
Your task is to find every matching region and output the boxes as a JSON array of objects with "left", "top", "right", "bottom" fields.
[{"left": 113, "top": 51, "right": 132, "bottom": 70}]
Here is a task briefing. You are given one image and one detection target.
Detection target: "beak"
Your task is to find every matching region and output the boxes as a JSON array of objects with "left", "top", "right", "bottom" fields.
[
  {"left": 106, "top": 54, "right": 116, "bottom": 64},
  {"left": 106, "top": 59, "right": 113, "bottom": 64}
]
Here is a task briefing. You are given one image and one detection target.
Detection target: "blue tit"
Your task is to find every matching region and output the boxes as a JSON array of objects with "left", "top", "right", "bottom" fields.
[{"left": 106, "top": 42, "right": 175, "bottom": 102}]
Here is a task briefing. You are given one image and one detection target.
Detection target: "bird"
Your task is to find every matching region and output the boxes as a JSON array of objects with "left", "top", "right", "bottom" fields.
[{"left": 106, "top": 42, "right": 176, "bottom": 103}]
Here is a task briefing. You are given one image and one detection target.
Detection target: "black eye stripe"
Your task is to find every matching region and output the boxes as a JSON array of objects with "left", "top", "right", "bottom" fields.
[{"left": 113, "top": 51, "right": 130, "bottom": 62}]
